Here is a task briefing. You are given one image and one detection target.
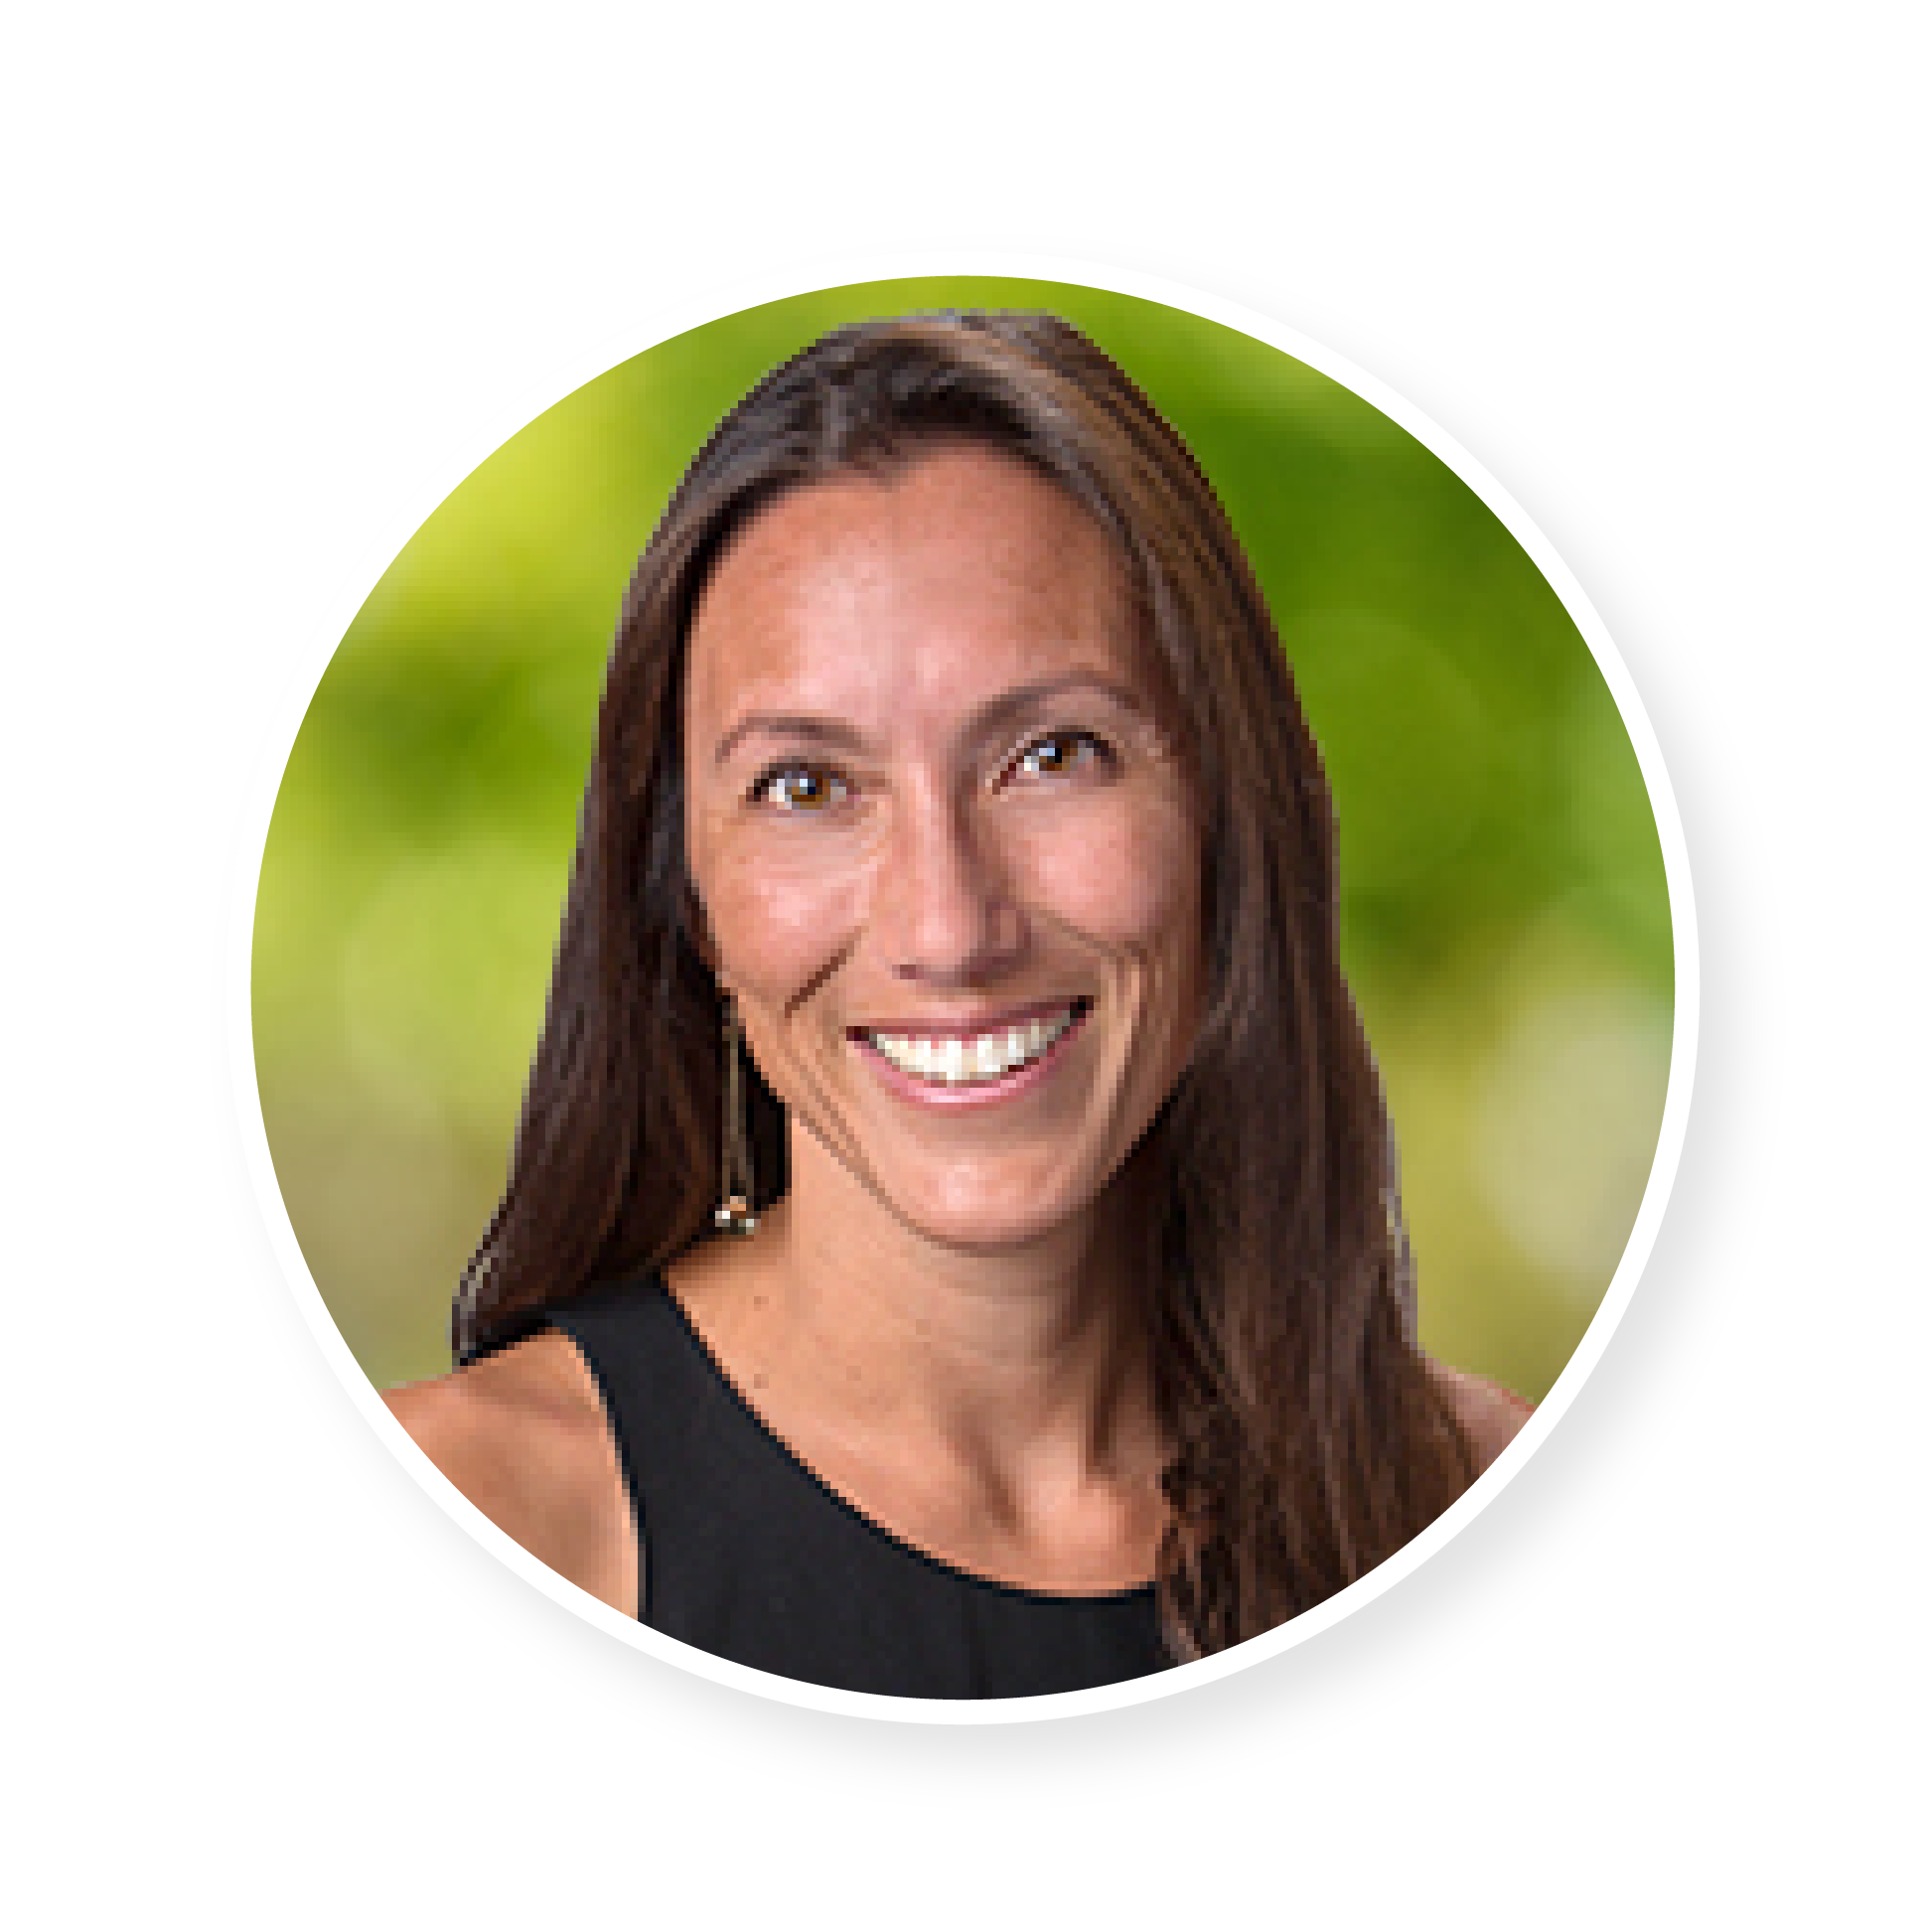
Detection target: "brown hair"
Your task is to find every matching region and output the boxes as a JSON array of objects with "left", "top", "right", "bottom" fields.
[{"left": 456, "top": 310, "right": 1476, "bottom": 1657}]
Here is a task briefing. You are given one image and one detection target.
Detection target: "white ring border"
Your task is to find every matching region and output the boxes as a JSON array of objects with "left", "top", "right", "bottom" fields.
[{"left": 227, "top": 249, "right": 1700, "bottom": 1727}]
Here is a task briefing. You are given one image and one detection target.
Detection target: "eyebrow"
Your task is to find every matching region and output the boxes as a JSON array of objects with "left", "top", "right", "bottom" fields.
[{"left": 712, "top": 674, "right": 1149, "bottom": 769}]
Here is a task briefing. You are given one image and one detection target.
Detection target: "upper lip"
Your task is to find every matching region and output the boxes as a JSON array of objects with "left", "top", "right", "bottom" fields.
[{"left": 852, "top": 997, "right": 1090, "bottom": 1041}]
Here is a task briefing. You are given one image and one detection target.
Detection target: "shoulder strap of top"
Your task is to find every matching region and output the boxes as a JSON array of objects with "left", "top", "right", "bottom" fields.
[{"left": 543, "top": 1274, "right": 677, "bottom": 1617}]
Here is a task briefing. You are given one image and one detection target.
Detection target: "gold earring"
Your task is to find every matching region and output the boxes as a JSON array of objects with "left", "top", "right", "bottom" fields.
[{"left": 714, "top": 1000, "right": 758, "bottom": 1236}]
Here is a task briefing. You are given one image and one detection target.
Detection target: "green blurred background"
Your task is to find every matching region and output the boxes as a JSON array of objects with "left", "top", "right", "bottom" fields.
[{"left": 252, "top": 278, "right": 1674, "bottom": 1402}]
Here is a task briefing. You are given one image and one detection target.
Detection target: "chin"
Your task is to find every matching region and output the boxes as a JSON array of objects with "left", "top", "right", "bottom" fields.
[{"left": 865, "top": 1152, "right": 1111, "bottom": 1259}]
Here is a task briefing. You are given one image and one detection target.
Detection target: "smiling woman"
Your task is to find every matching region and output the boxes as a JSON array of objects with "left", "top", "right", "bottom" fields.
[
  {"left": 383, "top": 312, "right": 1528, "bottom": 1697},
  {"left": 685, "top": 449, "right": 1204, "bottom": 1270}
]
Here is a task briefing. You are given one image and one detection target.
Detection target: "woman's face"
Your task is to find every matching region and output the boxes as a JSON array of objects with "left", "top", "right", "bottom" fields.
[{"left": 682, "top": 444, "right": 1204, "bottom": 1259}]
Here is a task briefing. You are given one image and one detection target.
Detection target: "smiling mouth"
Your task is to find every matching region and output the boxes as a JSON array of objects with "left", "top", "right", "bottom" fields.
[{"left": 859, "top": 999, "right": 1092, "bottom": 1088}]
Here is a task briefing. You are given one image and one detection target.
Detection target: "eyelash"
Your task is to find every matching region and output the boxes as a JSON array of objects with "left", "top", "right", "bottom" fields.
[
  {"left": 748, "top": 731, "right": 1116, "bottom": 813},
  {"left": 751, "top": 763, "right": 852, "bottom": 813},
  {"left": 1009, "top": 730, "right": 1114, "bottom": 781}
]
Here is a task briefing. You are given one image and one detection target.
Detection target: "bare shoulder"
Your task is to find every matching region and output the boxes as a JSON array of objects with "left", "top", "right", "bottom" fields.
[
  {"left": 383, "top": 1331, "right": 637, "bottom": 1615},
  {"left": 1427, "top": 1360, "right": 1534, "bottom": 1472}
]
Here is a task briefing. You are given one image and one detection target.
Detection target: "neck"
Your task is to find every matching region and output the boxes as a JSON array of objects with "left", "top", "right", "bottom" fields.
[{"left": 685, "top": 1118, "right": 1158, "bottom": 1483}]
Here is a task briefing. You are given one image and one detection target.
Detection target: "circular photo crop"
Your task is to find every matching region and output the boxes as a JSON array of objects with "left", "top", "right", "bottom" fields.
[{"left": 244, "top": 272, "right": 1692, "bottom": 1716}]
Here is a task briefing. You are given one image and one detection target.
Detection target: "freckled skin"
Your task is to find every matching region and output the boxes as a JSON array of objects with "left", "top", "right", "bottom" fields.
[
  {"left": 379, "top": 442, "right": 1529, "bottom": 1610},
  {"left": 682, "top": 445, "right": 1205, "bottom": 1263}
]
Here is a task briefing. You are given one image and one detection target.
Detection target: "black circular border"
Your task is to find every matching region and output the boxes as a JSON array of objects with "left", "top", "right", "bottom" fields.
[{"left": 208, "top": 237, "right": 1777, "bottom": 1808}]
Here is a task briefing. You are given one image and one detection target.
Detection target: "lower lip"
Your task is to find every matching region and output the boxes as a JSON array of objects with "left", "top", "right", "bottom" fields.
[{"left": 853, "top": 1005, "right": 1090, "bottom": 1110}]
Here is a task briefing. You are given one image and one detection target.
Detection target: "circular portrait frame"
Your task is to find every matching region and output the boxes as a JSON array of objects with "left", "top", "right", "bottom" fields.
[{"left": 211, "top": 233, "right": 1777, "bottom": 1800}]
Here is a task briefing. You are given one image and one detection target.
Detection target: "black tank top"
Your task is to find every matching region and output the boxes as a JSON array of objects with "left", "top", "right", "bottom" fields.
[{"left": 547, "top": 1276, "right": 1172, "bottom": 1700}]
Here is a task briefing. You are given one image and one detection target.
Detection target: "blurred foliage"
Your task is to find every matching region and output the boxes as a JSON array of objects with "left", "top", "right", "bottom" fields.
[{"left": 252, "top": 278, "right": 1674, "bottom": 1399}]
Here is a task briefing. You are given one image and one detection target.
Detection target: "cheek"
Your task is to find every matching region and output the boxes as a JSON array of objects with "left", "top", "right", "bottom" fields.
[
  {"left": 700, "top": 835, "right": 866, "bottom": 1002},
  {"left": 1020, "top": 800, "right": 1201, "bottom": 963}
]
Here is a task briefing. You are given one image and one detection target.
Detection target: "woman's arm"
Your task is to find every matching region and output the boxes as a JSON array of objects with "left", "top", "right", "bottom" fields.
[{"left": 382, "top": 1332, "right": 639, "bottom": 1616}]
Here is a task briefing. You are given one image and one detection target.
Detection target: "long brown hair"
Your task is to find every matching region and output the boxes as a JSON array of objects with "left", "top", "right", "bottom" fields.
[{"left": 456, "top": 310, "right": 1476, "bottom": 1657}]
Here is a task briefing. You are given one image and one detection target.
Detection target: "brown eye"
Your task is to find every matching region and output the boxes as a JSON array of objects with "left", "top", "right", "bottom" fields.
[
  {"left": 1013, "top": 732, "right": 1107, "bottom": 780},
  {"left": 756, "top": 762, "right": 849, "bottom": 812}
]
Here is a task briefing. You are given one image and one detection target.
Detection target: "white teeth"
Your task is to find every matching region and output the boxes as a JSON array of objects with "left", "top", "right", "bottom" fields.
[{"left": 868, "top": 1005, "right": 1079, "bottom": 1086}]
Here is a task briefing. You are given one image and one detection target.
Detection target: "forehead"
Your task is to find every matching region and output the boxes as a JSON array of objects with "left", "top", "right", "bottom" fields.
[{"left": 682, "top": 445, "right": 1146, "bottom": 735}]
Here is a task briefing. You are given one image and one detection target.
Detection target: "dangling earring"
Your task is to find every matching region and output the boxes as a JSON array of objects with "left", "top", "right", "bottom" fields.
[{"left": 714, "top": 999, "right": 759, "bottom": 1236}]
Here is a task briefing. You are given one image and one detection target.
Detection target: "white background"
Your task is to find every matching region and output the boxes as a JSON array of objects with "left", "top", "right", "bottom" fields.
[{"left": 6, "top": 4, "right": 1925, "bottom": 1924}]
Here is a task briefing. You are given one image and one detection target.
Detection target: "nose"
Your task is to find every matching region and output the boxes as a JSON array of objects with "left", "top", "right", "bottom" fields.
[{"left": 872, "top": 782, "right": 1024, "bottom": 987}]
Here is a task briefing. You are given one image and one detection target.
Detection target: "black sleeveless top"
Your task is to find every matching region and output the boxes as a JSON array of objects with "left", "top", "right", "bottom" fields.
[{"left": 546, "top": 1276, "right": 1172, "bottom": 1700}]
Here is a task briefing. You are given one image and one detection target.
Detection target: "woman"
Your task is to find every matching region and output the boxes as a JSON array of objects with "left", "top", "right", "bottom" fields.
[{"left": 386, "top": 309, "right": 1528, "bottom": 1698}]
